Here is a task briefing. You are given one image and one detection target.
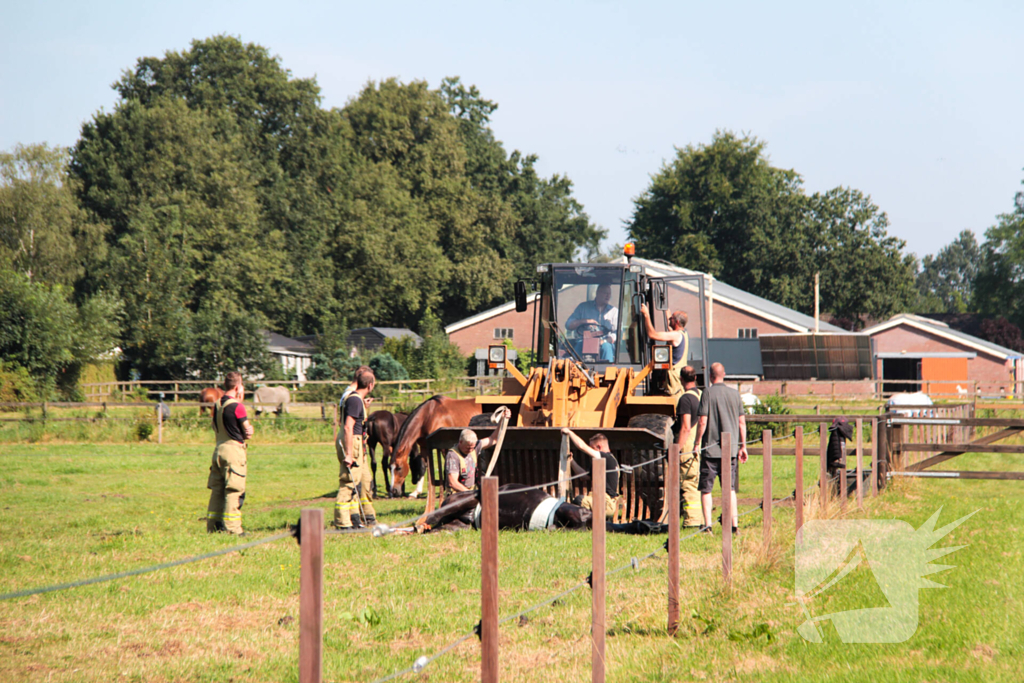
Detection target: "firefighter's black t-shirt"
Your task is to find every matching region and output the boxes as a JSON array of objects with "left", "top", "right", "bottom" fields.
[{"left": 591, "top": 451, "right": 620, "bottom": 499}]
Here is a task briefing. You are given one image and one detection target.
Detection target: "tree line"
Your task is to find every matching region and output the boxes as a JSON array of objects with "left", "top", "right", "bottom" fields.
[{"left": 3, "top": 35, "right": 1023, "bottom": 398}]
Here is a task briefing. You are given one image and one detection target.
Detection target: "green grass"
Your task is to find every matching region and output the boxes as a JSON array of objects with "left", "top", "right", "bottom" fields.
[{"left": 1, "top": 442, "right": 1022, "bottom": 682}]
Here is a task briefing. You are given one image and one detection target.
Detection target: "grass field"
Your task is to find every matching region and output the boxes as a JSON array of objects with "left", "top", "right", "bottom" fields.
[{"left": 1, "top": 440, "right": 1022, "bottom": 682}]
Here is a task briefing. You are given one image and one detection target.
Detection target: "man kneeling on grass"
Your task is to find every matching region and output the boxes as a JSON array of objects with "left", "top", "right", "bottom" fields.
[{"left": 561, "top": 428, "right": 620, "bottom": 519}]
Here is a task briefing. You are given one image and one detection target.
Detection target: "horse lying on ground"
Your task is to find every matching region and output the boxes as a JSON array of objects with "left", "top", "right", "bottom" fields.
[
  {"left": 198, "top": 387, "right": 224, "bottom": 415},
  {"left": 410, "top": 484, "right": 683, "bottom": 535},
  {"left": 414, "top": 485, "right": 592, "bottom": 533},
  {"left": 389, "top": 395, "right": 483, "bottom": 499},
  {"left": 364, "top": 410, "right": 412, "bottom": 497}
]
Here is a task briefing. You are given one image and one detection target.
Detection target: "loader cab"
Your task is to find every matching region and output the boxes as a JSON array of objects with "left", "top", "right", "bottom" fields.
[{"left": 533, "top": 263, "right": 649, "bottom": 371}]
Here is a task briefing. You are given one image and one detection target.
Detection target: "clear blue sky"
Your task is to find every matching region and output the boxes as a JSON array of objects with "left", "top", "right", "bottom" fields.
[{"left": 3, "top": 0, "right": 1023, "bottom": 259}]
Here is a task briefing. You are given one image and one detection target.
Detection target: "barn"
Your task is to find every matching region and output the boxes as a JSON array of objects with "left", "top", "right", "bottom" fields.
[{"left": 861, "top": 314, "right": 1021, "bottom": 396}]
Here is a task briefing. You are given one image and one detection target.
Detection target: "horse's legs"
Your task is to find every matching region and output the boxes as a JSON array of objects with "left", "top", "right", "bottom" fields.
[
  {"left": 415, "top": 491, "right": 478, "bottom": 532},
  {"left": 368, "top": 440, "right": 379, "bottom": 498},
  {"left": 381, "top": 443, "right": 392, "bottom": 497}
]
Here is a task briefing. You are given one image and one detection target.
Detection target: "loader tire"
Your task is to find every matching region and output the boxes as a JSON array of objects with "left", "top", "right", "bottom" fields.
[{"left": 627, "top": 414, "right": 674, "bottom": 450}]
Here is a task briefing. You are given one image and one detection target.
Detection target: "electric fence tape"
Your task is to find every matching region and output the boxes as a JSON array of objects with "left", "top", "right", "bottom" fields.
[{"left": 0, "top": 530, "right": 291, "bottom": 601}]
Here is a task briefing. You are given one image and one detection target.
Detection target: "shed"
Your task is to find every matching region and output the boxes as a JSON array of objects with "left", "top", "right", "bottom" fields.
[
  {"left": 347, "top": 327, "right": 423, "bottom": 353},
  {"left": 861, "top": 314, "right": 1021, "bottom": 396},
  {"left": 262, "top": 331, "right": 314, "bottom": 382}
]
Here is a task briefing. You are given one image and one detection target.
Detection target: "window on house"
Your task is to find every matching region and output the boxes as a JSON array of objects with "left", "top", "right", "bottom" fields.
[
  {"left": 737, "top": 328, "right": 758, "bottom": 339},
  {"left": 493, "top": 328, "right": 514, "bottom": 340}
]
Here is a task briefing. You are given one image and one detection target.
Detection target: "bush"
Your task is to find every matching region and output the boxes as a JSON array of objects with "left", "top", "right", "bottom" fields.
[
  {"left": 745, "top": 393, "right": 789, "bottom": 442},
  {"left": 0, "top": 361, "right": 38, "bottom": 409},
  {"left": 369, "top": 352, "right": 408, "bottom": 382},
  {"left": 135, "top": 421, "right": 154, "bottom": 441}
]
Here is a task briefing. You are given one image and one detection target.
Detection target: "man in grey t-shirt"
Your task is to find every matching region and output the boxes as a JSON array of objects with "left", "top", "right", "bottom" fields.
[{"left": 694, "top": 363, "right": 748, "bottom": 533}]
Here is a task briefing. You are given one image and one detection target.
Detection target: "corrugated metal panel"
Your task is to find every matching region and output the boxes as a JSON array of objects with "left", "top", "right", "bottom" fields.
[
  {"left": 760, "top": 334, "right": 872, "bottom": 380},
  {"left": 708, "top": 339, "right": 763, "bottom": 376}
]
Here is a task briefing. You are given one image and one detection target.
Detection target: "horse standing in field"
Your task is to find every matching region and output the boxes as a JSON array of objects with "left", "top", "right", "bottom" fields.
[
  {"left": 388, "top": 396, "right": 484, "bottom": 499},
  {"left": 364, "top": 410, "right": 411, "bottom": 497},
  {"left": 198, "top": 387, "right": 225, "bottom": 415},
  {"left": 253, "top": 386, "right": 291, "bottom": 416}
]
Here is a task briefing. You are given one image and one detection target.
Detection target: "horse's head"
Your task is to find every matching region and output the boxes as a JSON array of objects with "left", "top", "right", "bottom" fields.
[{"left": 389, "top": 403, "right": 427, "bottom": 498}]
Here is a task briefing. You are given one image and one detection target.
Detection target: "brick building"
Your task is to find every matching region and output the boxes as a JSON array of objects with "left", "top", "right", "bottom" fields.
[{"left": 861, "top": 314, "right": 1020, "bottom": 395}]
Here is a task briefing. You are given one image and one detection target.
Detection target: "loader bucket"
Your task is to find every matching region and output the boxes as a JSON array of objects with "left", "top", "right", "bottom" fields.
[{"left": 423, "top": 427, "right": 668, "bottom": 522}]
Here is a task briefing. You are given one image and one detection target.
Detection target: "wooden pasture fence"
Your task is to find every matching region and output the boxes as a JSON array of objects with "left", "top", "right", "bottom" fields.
[{"left": 889, "top": 414, "right": 1024, "bottom": 481}]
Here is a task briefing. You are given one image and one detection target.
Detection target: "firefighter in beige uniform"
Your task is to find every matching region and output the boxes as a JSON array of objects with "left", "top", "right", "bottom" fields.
[
  {"left": 639, "top": 303, "right": 689, "bottom": 396},
  {"left": 673, "top": 366, "right": 703, "bottom": 527},
  {"left": 207, "top": 372, "right": 253, "bottom": 535},
  {"left": 335, "top": 371, "right": 376, "bottom": 528}
]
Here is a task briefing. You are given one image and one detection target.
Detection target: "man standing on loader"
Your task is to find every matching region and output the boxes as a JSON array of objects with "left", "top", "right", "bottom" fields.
[{"left": 639, "top": 302, "right": 689, "bottom": 395}]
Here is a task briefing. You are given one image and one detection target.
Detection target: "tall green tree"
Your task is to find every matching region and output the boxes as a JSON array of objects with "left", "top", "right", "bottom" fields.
[
  {"left": 627, "top": 131, "right": 808, "bottom": 307},
  {"left": 974, "top": 175, "right": 1024, "bottom": 328},
  {"left": 805, "top": 187, "right": 917, "bottom": 326},
  {"left": 915, "top": 229, "right": 981, "bottom": 313},
  {"left": 0, "top": 269, "right": 121, "bottom": 394},
  {"left": 628, "top": 131, "right": 916, "bottom": 325},
  {"left": 0, "top": 144, "right": 107, "bottom": 287},
  {"left": 71, "top": 98, "right": 287, "bottom": 377}
]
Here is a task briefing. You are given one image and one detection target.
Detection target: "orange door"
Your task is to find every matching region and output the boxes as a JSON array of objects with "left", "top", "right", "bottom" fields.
[{"left": 920, "top": 357, "right": 968, "bottom": 397}]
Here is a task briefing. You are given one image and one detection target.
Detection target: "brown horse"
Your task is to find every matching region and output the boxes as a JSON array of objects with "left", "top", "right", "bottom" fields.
[
  {"left": 198, "top": 387, "right": 225, "bottom": 415},
  {"left": 389, "top": 395, "right": 483, "bottom": 498},
  {"left": 365, "top": 410, "right": 410, "bottom": 497}
]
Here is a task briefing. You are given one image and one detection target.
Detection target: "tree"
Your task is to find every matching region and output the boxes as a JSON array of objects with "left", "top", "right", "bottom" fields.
[
  {"left": 627, "top": 131, "right": 808, "bottom": 307},
  {"left": 0, "top": 144, "right": 107, "bottom": 287},
  {"left": 187, "top": 304, "right": 272, "bottom": 380},
  {"left": 915, "top": 230, "right": 981, "bottom": 313},
  {"left": 974, "top": 175, "right": 1024, "bottom": 329},
  {"left": 806, "top": 187, "right": 917, "bottom": 326},
  {"left": 71, "top": 98, "right": 288, "bottom": 377},
  {"left": 628, "top": 131, "right": 916, "bottom": 325},
  {"left": 0, "top": 269, "right": 121, "bottom": 395}
]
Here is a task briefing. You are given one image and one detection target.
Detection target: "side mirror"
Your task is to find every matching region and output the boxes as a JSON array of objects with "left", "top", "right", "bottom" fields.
[
  {"left": 653, "top": 281, "right": 669, "bottom": 311},
  {"left": 514, "top": 280, "right": 528, "bottom": 312}
]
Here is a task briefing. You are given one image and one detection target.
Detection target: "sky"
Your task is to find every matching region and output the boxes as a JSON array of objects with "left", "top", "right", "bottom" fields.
[{"left": 3, "top": 0, "right": 1023, "bottom": 260}]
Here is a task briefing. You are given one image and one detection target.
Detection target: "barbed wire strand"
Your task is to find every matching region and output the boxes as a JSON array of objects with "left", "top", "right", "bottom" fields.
[{"left": 0, "top": 530, "right": 292, "bottom": 601}]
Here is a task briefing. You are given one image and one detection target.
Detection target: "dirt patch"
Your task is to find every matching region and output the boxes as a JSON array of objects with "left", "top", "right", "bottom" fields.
[
  {"left": 971, "top": 644, "right": 998, "bottom": 662},
  {"left": 735, "top": 653, "right": 779, "bottom": 674}
]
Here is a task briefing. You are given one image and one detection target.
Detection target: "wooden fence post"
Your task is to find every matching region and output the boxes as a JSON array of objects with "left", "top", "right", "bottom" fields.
[
  {"left": 299, "top": 508, "right": 324, "bottom": 683},
  {"left": 332, "top": 403, "right": 339, "bottom": 445},
  {"left": 156, "top": 405, "right": 163, "bottom": 444},
  {"left": 721, "top": 432, "right": 733, "bottom": 584},
  {"left": 558, "top": 433, "right": 570, "bottom": 501},
  {"left": 855, "top": 418, "right": 864, "bottom": 508},
  {"left": 481, "top": 477, "right": 499, "bottom": 683},
  {"left": 762, "top": 430, "right": 772, "bottom": 544},
  {"left": 819, "top": 423, "right": 828, "bottom": 511},
  {"left": 795, "top": 427, "right": 804, "bottom": 538},
  {"left": 667, "top": 444, "right": 680, "bottom": 635},
  {"left": 592, "top": 457, "right": 606, "bottom": 683},
  {"left": 871, "top": 419, "right": 879, "bottom": 497}
]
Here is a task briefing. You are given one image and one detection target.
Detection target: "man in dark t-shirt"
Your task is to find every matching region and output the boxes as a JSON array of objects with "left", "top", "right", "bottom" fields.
[
  {"left": 695, "top": 363, "right": 748, "bottom": 533},
  {"left": 207, "top": 371, "right": 254, "bottom": 535},
  {"left": 562, "top": 428, "right": 620, "bottom": 519},
  {"left": 334, "top": 370, "right": 376, "bottom": 528},
  {"left": 673, "top": 365, "right": 703, "bottom": 527}
]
